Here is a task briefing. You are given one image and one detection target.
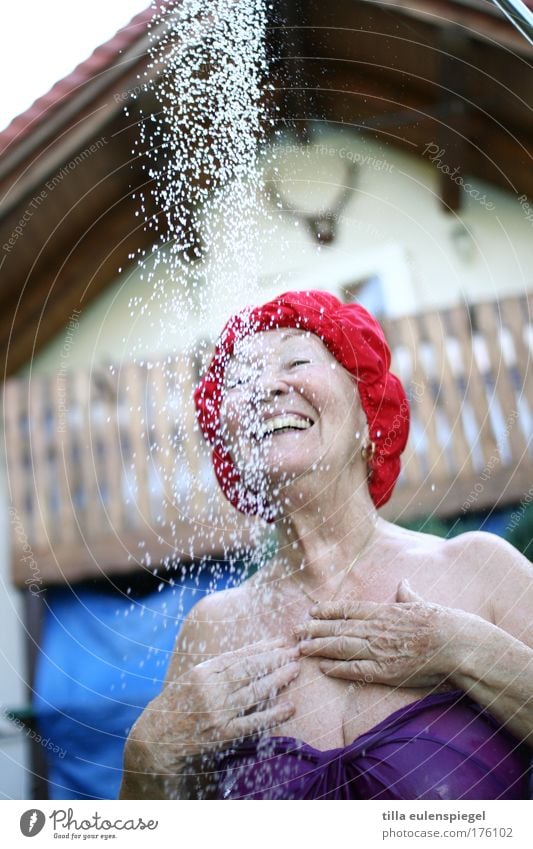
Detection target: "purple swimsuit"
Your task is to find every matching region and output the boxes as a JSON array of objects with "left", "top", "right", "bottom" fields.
[{"left": 211, "top": 690, "right": 531, "bottom": 799}]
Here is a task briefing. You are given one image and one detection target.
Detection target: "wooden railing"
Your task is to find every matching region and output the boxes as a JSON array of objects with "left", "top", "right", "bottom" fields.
[
  {"left": 380, "top": 294, "right": 532, "bottom": 521},
  {"left": 4, "top": 293, "right": 532, "bottom": 586}
]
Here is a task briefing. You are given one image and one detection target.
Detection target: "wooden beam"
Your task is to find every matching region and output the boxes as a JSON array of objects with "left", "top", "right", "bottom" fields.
[
  {"left": 437, "top": 25, "right": 471, "bottom": 212},
  {"left": 1, "top": 195, "right": 160, "bottom": 376},
  {"left": 381, "top": 461, "right": 532, "bottom": 523},
  {"left": 277, "top": 67, "right": 533, "bottom": 198},
  {"left": 11, "top": 517, "right": 256, "bottom": 587}
]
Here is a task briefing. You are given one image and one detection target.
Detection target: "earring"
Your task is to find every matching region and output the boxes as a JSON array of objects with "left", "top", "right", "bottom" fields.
[{"left": 361, "top": 440, "right": 376, "bottom": 463}]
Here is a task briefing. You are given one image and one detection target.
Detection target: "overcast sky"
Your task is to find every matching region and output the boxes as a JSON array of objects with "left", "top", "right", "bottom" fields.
[{"left": 0, "top": 0, "right": 149, "bottom": 132}]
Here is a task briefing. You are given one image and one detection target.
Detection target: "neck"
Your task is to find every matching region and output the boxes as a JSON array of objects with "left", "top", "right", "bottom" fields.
[{"left": 267, "top": 471, "right": 381, "bottom": 595}]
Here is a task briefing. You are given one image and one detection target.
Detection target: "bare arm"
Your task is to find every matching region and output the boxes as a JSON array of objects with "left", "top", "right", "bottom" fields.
[
  {"left": 119, "top": 593, "right": 299, "bottom": 799},
  {"left": 444, "top": 533, "right": 533, "bottom": 745},
  {"left": 120, "top": 598, "right": 214, "bottom": 800}
]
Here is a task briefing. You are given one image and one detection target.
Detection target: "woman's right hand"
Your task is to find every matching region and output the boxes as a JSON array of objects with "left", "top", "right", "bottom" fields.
[{"left": 126, "top": 637, "right": 301, "bottom": 780}]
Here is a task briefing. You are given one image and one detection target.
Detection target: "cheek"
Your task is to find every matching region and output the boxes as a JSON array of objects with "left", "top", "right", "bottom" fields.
[
  {"left": 218, "top": 399, "right": 238, "bottom": 448},
  {"left": 219, "top": 398, "right": 253, "bottom": 452}
]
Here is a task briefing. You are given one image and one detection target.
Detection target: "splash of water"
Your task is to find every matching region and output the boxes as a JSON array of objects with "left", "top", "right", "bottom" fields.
[
  {"left": 137, "top": 0, "right": 269, "bottom": 323},
  {"left": 117, "top": 5, "right": 349, "bottom": 797}
]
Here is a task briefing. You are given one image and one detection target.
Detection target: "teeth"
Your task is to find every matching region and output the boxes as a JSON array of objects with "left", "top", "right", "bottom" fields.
[{"left": 259, "top": 415, "right": 312, "bottom": 438}]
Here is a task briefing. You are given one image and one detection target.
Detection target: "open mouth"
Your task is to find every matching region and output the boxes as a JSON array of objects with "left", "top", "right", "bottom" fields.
[{"left": 257, "top": 414, "right": 314, "bottom": 440}]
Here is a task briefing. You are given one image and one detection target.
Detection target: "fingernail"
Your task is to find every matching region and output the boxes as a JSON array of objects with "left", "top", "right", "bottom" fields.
[{"left": 310, "top": 604, "right": 320, "bottom": 615}]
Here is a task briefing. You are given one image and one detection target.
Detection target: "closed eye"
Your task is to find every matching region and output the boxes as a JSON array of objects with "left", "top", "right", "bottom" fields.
[
  {"left": 226, "top": 377, "right": 248, "bottom": 390},
  {"left": 290, "top": 359, "right": 310, "bottom": 368}
]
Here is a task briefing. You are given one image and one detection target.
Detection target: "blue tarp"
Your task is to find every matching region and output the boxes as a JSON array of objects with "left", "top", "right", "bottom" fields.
[{"left": 33, "top": 561, "right": 246, "bottom": 799}]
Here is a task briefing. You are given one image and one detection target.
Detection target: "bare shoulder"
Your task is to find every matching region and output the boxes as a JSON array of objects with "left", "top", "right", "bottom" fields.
[
  {"left": 164, "top": 583, "right": 253, "bottom": 683},
  {"left": 444, "top": 529, "right": 530, "bottom": 576},
  {"left": 443, "top": 531, "right": 533, "bottom": 641}
]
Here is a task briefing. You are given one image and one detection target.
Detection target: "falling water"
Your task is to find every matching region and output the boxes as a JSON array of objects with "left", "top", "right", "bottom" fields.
[
  {"left": 119, "top": 0, "right": 280, "bottom": 780},
  {"left": 136, "top": 0, "right": 269, "bottom": 319},
  {"left": 122, "top": 0, "right": 274, "bottom": 562},
  {"left": 117, "top": 0, "right": 351, "bottom": 798}
]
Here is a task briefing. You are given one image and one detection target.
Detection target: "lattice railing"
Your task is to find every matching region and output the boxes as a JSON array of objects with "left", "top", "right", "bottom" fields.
[
  {"left": 4, "top": 350, "right": 253, "bottom": 586},
  {"left": 4, "top": 293, "right": 532, "bottom": 586},
  {"left": 381, "top": 293, "right": 532, "bottom": 519}
]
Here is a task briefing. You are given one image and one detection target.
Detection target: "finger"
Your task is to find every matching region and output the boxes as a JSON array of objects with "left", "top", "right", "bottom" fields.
[
  {"left": 293, "top": 618, "right": 374, "bottom": 640},
  {"left": 396, "top": 578, "right": 424, "bottom": 603},
  {"left": 298, "top": 636, "right": 368, "bottom": 660},
  {"left": 225, "top": 646, "right": 300, "bottom": 688},
  {"left": 227, "top": 661, "right": 301, "bottom": 711},
  {"left": 318, "top": 659, "right": 383, "bottom": 682},
  {"left": 308, "top": 600, "right": 383, "bottom": 620},
  {"left": 228, "top": 699, "right": 296, "bottom": 739},
  {"left": 211, "top": 638, "right": 293, "bottom": 674},
  {"left": 228, "top": 637, "right": 290, "bottom": 657}
]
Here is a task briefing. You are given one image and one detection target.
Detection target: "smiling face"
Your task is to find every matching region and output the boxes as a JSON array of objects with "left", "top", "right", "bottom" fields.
[{"left": 219, "top": 328, "right": 369, "bottom": 501}]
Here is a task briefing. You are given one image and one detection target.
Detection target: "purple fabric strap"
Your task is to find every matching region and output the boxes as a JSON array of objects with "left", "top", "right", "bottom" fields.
[{"left": 211, "top": 690, "right": 532, "bottom": 799}]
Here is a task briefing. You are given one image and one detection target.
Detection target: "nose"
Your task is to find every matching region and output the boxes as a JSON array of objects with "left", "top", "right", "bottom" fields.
[{"left": 254, "top": 366, "right": 291, "bottom": 401}]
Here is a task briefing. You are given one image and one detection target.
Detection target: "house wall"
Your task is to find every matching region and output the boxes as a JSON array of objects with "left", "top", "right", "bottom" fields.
[{"left": 23, "top": 128, "right": 533, "bottom": 376}]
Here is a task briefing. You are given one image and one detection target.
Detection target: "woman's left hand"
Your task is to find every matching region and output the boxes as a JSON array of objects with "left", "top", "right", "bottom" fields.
[{"left": 294, "top": 580, "right": 472, "bottom": 688}]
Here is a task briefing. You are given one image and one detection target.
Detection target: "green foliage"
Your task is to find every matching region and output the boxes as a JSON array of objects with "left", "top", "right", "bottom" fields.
[
  {"left": 396, "top": 514, "right": 483, "bottom": 539},
  {"left": 395, "top": 516, "right": 449, "bottom": 538},
  {"left": 443, "top": 515, "right": 485, "bottom": 538},
  {"left": 397, "top": 504, "right": 533, "bottom": 564},
  {"left": 506, "top": 501, "right": 533, "bottom": 563}
]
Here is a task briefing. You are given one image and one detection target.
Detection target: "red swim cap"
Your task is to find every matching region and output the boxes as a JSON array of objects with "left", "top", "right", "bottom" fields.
[{"left": 194, "top": 290, "right": 409, "bottom": 517}]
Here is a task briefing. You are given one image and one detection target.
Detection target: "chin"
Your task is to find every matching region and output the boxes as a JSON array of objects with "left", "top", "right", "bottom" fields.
[
  {"left": 234, "top": 431, "right": 324, "bottom": 496},
  {"left": 248, "top": 457, "right": 322, "bottom": 499}
]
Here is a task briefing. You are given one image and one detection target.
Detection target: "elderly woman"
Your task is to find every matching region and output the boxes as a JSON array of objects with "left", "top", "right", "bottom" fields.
[{"left": 120, "top": 290, "right": 532, "bottom": 800}]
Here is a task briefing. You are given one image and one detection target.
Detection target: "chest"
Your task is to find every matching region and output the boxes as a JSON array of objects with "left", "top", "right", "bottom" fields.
[
  {"left": 238, "top": 556, "right": 477, "bottom": 749},
  {"left": 243, "top": 598, "right": 435, "bottom": 750}
]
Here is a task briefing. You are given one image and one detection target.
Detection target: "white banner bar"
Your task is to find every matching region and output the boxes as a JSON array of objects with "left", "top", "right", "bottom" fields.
[{"left": 2, "top": 799, "right": 532, "bottom": 848}]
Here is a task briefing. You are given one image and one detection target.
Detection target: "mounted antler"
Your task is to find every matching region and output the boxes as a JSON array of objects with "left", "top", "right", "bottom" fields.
[{"left": 265, "top": 159, "right": 357, "bottom": 244}]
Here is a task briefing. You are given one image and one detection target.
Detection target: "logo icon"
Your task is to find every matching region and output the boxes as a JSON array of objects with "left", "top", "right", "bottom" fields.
[{"left": 20, "top": 810, "right": 46, "bottom": 837}]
